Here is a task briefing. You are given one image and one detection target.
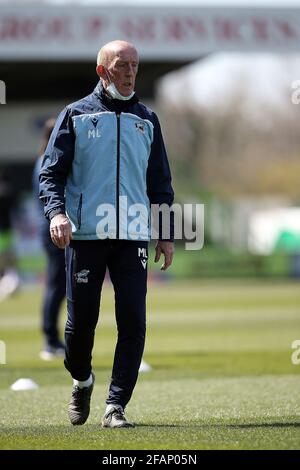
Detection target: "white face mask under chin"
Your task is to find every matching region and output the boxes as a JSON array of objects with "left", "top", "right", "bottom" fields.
[{"left": 106, "top": 82, "right": 135, "bottom": 101}]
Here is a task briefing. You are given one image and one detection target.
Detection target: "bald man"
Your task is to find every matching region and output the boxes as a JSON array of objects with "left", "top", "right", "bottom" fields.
[{"left": 39, "top": 40, "right": 174, "bottom": 428}]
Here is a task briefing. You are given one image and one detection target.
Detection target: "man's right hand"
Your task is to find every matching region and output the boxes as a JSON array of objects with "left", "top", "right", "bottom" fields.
[{"left": 50, "top": 213, "right": 72, "bottom": 249}]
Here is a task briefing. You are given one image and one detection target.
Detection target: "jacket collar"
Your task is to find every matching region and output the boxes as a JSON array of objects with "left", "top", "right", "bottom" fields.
[{"left": 93, "top": 81, "right": 139, "bottom": 112}]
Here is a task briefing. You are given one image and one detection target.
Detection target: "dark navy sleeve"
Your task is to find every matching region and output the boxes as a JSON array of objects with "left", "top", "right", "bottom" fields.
[
  {"left": 39, "top": 107, "right": 75, "bottom": 220},
  {"left": 147, "top": 112, "right": 174, "bottom": 241}
]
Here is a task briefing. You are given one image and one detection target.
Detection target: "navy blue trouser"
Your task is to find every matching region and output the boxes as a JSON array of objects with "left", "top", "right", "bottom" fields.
[
  {"left": 42, "top": 234, "right": 66, "bottom": 346},
  {"left": 64, "top": 239, "right": 148, "bottom": 409}
]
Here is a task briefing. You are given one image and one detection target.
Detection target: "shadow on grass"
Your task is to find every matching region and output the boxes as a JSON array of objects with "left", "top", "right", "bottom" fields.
[
  {"left": 1, "top": 421, "right": 300, "bottom": 435},
  {"left": 136, "top": 421, "right": 300, "bottom": 429},
  {"left": 226, "top": 422, "right": 300, "bottom": 429}
]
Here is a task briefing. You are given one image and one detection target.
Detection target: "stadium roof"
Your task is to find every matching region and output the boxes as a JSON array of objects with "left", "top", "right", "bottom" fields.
[
  {"left": 1, "top": 1, "right": 300, "bottom": 61},
  {"left": 0, "top": 0, "right": 300, "bottom": 4}
]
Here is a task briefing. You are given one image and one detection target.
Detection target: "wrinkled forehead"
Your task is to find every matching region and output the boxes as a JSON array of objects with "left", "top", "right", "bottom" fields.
[{"left": 110, "top": 47, "right": 139, "bottom": 64}]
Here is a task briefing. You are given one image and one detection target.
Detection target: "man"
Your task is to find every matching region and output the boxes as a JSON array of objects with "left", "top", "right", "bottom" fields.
[{"left": 39, "top": 40, "right": 174, "bottom": 428}]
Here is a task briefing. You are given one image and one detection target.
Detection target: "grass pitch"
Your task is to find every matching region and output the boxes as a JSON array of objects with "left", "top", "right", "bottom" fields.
[{"left": 0, "top": 279, "right": 299, "bottom": 450}]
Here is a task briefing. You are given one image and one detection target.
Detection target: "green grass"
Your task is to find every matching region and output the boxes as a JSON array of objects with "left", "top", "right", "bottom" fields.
[{"left": 0, "top": 279, "right": 300, "bottom": 449}]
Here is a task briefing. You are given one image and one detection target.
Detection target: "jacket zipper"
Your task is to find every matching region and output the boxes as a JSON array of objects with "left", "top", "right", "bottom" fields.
[
  {"left": 77, "top": 193, "right": 83, "bottom": 230},
  {"left": 116, "top": 113, "right": 120, "bottom": 239}
]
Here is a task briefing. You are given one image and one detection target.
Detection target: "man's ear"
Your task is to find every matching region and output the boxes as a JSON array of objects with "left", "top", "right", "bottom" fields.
[{"left": 96, "top": 64, "right": 105, "bottom": 78}]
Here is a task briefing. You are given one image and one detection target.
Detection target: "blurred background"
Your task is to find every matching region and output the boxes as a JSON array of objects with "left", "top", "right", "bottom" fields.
[
  {"left": 0, "top": 0, "right": 299, "bottom": 450},
  {"left": 1, "top": 0, "right": 300, "bottom": 280}
]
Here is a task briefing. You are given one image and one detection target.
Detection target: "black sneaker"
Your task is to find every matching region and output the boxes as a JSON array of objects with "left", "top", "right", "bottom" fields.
[{"left": 68, "top": 372, "right": 95, "bottom": 425}]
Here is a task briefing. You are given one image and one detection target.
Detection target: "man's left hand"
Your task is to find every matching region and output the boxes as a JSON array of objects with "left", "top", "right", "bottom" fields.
[{"left": 154, "top": 241, "right": 174, "bottom": 271}]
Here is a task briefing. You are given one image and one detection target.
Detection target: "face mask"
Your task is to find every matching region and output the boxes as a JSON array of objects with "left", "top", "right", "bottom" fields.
[
  {"left": 106, "top": 82, "right": 135, "bottom": 101},
  {"left": 103, "top": 67, "right": 135, "bottom": 101}
]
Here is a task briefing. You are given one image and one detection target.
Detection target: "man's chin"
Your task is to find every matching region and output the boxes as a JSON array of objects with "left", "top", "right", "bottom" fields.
[{"left": 121, "top": 88, "right": 134, "bottom": 96}]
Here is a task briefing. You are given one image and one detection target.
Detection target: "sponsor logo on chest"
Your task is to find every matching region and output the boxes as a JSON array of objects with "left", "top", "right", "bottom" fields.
[{"left": 88, "top": 117, "right": 101, "bottom": 139}]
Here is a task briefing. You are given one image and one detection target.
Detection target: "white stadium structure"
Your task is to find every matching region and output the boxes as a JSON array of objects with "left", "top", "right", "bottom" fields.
[{"left": 0, "top": 0, "right": 299, "bottom": 189}]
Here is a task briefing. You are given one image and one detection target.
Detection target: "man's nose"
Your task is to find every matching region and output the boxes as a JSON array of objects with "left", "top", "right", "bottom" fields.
[{"left": 125, "top": 64, "right": 135, "bottom": 75}]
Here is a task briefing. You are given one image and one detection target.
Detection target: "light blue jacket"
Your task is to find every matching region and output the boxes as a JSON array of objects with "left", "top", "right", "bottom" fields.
[{"left": 39, "top": 82, "right": 174, "bottom": 241}]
